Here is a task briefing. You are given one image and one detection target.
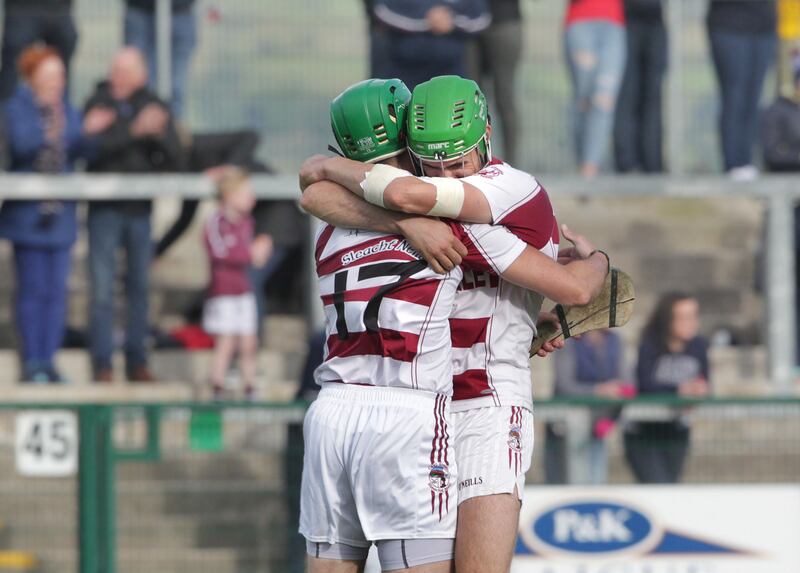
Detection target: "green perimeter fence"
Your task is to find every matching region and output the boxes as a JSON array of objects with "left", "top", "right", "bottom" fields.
[{"left": 0, "top": 398, "right": 798, "bottom": 573}]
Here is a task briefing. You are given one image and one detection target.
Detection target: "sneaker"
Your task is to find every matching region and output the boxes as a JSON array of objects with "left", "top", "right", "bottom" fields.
[
  {"left": 46, "top": 367, "right": 68, "bottom": 384},
  {"left": 20, "top": 363, "right": 47, "bottom": 384},
  {"left": 728, "top": 165, "right": 759, "bottom": 182},
  {"left": 29, "top": 370, "right": 50, "bottom": 384},
  {"left": 94, "top": 368, "right": 114, "bottom": 384},
  {"left": 128, "top": 366, "right": 157, "bottom": 383}
]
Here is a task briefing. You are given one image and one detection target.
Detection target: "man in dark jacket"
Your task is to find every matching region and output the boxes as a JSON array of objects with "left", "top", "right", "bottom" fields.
[
  {"left": 372, "top": 0, "right": 491, "bottom": 89},
  {"left": 468, "top": 0, "right": 522, "bottom": 164},
  {"left": 0, "top": 0, "right": 77, "bottom": 100},
  {"left": 762, "top": 55, "right": 800, "bottom": 172},
  {"left": 84, "top": 47, "right": 185, "bottom": 383}
]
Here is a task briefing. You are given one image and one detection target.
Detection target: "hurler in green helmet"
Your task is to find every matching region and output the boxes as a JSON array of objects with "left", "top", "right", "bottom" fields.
[
  {"left": 406, "top": 75, "right": 492, "bottom": 172},
  {"left": 329, "top": 77, "right": 413, "bottom": 167},
  {"left": 300, "top": 74, "right": 612, "bottom": 573}
]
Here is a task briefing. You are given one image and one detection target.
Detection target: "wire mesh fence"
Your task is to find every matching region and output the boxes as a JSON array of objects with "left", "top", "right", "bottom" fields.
[
  {"left": 56, "top": 0, "right": 782, "bottom": 175},
  {"left": 0, "top": 398, "right": 797, "bottom": 573}
]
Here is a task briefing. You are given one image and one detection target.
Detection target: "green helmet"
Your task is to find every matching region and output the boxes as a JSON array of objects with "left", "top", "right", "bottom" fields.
[
  {"left": 408, "top": 75, "right": 490, "bottom": 163},
  {"left": 330, "top": 78, "right": 412, "bottom": 163}
]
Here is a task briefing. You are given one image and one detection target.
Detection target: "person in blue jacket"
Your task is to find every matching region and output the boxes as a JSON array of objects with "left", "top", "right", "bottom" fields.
[
  {"left": 371, "top": 0, "right": 491, "bottom": 89},
  {"left": 0, "top": 45, "right": 112, "bottom": 382}
]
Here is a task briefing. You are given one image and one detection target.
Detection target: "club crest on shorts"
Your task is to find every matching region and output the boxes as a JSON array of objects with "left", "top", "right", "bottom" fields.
[
  {"left": 428, "top": 463, "right": 450, "bottom": 493},
  {"left": 508, "top": 424, "right": 522, "bottom": 453}
]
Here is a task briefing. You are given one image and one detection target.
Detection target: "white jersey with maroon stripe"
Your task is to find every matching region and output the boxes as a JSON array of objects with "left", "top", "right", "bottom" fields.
[
  {"left": 314, "top": 221, "right": 525, "bottom": 396},
  {"left": 450, "top": 160, "right": 560, "bottom": 412}
]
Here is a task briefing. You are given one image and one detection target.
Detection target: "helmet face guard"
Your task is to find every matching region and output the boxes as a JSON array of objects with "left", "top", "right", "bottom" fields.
[
  {"left": 330, "top": 78, "right": 412, "bottom": 163},
  {"left": 407, "top": 75, "right": 491, "bottom": 173}
]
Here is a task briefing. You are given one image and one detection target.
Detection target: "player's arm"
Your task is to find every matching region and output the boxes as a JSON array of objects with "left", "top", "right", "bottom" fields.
[
  {"left": 502, "top": 224, "right": 608, "bottom": 305},
  {"left": 300, "top": 180, "right": 468, "bottom": 274},
  {"left": 502, "top": 248, "right": 608, "bottom": 306},
  {"left": 313, "top": 156, "right": 493, "bottom": 224}
]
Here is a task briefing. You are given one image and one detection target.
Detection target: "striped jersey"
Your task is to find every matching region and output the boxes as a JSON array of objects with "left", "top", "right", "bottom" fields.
[
  {"left": 313, "top": 221, "right": 526, "bottom": 396},
  {"left": 450, "top": 160, "right": 560, "bottom": 412}
]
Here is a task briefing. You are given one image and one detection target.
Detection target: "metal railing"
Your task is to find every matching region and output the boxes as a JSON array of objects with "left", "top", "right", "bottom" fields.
[{"left": 1, "top": 172, "right": 796, "bottom": 391}]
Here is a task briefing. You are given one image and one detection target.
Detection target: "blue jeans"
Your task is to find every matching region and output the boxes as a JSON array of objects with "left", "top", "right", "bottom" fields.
[
  {"left": 565, "top": 21, "right": 627, "bottom": 169},
  {"left": 248, "top": 246, "right": 288, "bottom": 335},
  {"left": 124, "top": 5, "right": 196, "bottom": 118},
  {"left": 13, "top": 244, "right": 71, "bottom": 374},
  {"left": 708, "top": 29, "right": 776, "bottom": 171},
  {"left": 88, "top": 207, "right": 152, "bottom": 373}
]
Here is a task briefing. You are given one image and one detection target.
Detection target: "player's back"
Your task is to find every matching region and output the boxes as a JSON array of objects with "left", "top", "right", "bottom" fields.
[{"left": 314, "top": 224, "right": 461, "bottom": 395}]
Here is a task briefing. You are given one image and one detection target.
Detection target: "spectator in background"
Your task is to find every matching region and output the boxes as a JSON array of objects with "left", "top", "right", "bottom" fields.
[
  {"left": 371, "top": 0, "right": 491, "bottom": 89},
  {"left": 624, "top": 292, "right": 710, "bottom": 484},
  {"left": 777, "top": 0, "right": 800, "bottom": 99},
  {"left": 203, "top": 168, "right": 268, "bottom": 401},
  {"left": 545, "top": 330, "right": 632, "bottom": 485},
  {"left": 0, "top": 46, "right": 111, "bottom": 382},
  {"left": 84, "top": 47, "right": 184, "bottom": 383},
  {"left": 614, "top": 0, "right": 666, "bottom": 173},
  {"left": 565, "top": 0, "right": 627, "bottom": 179},
  {"left": 762, "top": 53, "right": 800, "bottom": 172},
  {"left": 124, "top": 0, "right": 196, "bottom": 118},
  {"left": 707, "top": 0, "right": 777, "bottom": 181},
  {"left": 761, "top": 55, "right": 800, "bottom": 360},
  {"left": 0, "top": 0, "right": 77, "bottom": 100},
  {"left": 249, "top": 200, "right": 305, "bottom": 336},
  {"left": 468, "top": 0, "right": 522, "bottom": 164},
  {"left": 362, "top": 0, "right": 391, "bottom": 78},
  {"left": 154, "top": 129, "right": 264, "bottom": 258}
]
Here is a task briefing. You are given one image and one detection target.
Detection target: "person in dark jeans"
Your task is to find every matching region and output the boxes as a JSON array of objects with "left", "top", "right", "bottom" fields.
[
  {"left": 0, "top": 0, "right": 77, "bottom": 100},
  {"left": 0, "top": 46, "right": 110, "bottom": 382},
  {"left": 614, "top": 0, "right": 667, "bottom": 173},
  {"left": 707, "top": 0, "right": 777, "bottom": 180},
  {"left": 84, "top": 47, "right": 185, "bottom": 383},
  {"left": 124, "top": 0, "right": 196, "bottom": 118},
  {"left": 469, "top": 0, "right": 522, "bottom": 165},
  {"left": 371, "top": 0, "right": 491, "bottom": 89},
  {"left": 624, "top": 292, "right": 710, "bottom": 484}
]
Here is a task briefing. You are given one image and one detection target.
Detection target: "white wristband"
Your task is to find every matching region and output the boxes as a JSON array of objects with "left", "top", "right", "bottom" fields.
[
  {"left": 426, "top": 178, "right": 465, "bottom": 218},
  {"left": 360, "top": 164, "right": 407, "bottom": 208}
]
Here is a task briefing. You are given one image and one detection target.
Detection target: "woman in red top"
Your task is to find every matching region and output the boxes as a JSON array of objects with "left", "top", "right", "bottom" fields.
[{"left": 564, "top": 0, "right": 627, "bottom": 178}]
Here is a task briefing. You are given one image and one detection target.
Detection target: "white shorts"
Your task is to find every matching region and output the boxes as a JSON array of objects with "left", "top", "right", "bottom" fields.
[
  {"left": 202, "top": 293, "right": 257, "bottom": 335},
  {"left": 453, "top": 406, "right": 534, "bottom": 504},
  {"left": 300, "top": 384, "right": 458, "bottom": 547}
]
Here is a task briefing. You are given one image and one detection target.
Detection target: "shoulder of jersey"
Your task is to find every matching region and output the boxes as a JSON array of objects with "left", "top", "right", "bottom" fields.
[{"left": 476, "top": 160, "right": 539, "bottom": 188}]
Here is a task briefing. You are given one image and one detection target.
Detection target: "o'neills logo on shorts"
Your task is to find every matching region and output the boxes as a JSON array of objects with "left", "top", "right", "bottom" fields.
[{"left": 340, "top": 239, "right": 420, "bottom": 266}]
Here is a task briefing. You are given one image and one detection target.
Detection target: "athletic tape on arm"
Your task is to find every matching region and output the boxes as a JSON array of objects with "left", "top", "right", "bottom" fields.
[
  {"left": 425, "top": 177, "right": 465, "bottom": 218},
  {"left": 360, "top": 164, "right": 407, "bottom": 208}
]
